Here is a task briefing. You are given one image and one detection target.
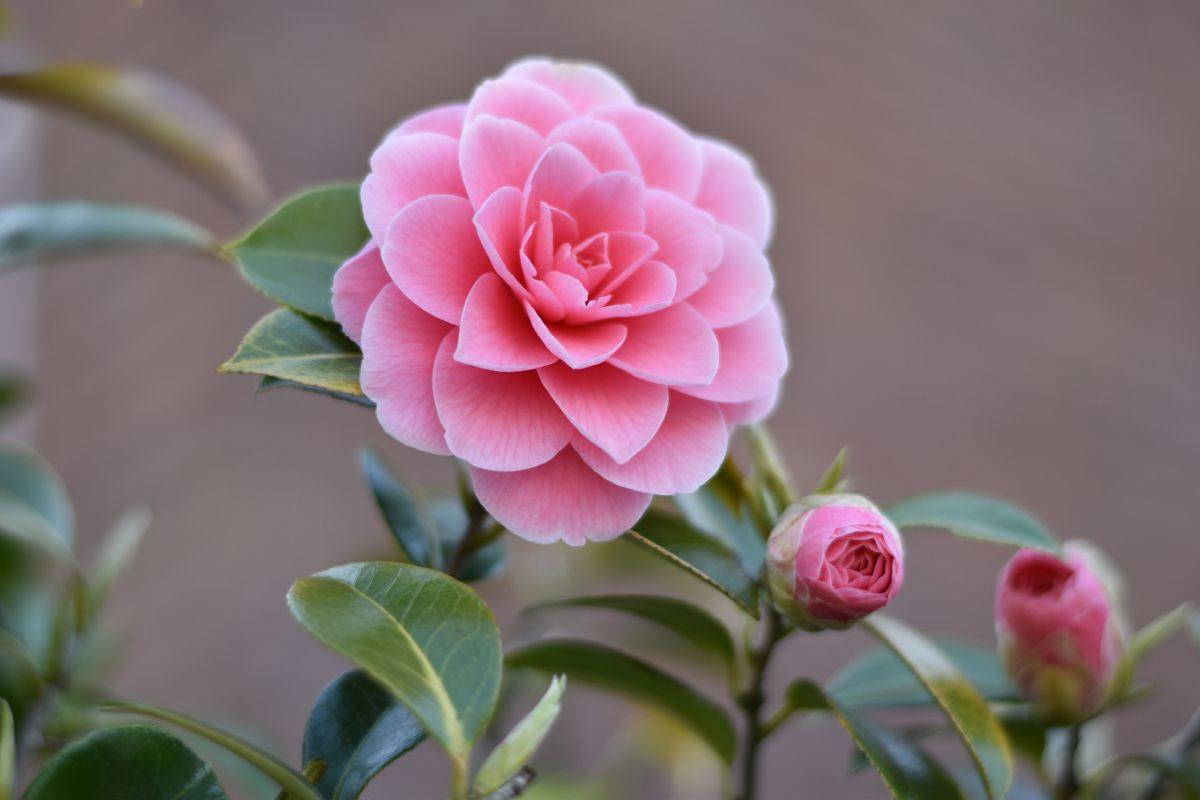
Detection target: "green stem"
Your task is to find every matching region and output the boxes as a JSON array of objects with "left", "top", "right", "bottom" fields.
[
  {"left": 447, "top": 517, "right": 503, "bottom": 579},
  {"left": 1055, "top": 724, "right": 1084, "bottom": 800},
  {"left": 734, "top": 607, "right": 786, "bottom": 800},
  {"left": 451, "top": 754, "right": 471, "bottom": 800}
]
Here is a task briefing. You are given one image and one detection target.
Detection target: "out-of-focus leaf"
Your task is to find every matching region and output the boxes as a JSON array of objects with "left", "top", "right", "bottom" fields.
[
  {"left": 1129, "top": 604, "right": 1193, "bottom": 664},
  {"left": 359, "top": 448, "right": 439, "bottom": 570},
  {"left": 0, "top": 373, "right": 28, "bottom": 420},
  {"left": 625, "top": 508, "right": 758, "bottom": 618},
  {"left": 429, "top": 495, "right": 507, "bottom": 583},
  {"left": 22, "top": 724, "right": 229, "bottom": 800},
  {"left": 814, "top": 447, "right": 849, "bottom": 494},
  {"left": 226, "top": 185, "right": 367, "bottom": 320},
  {"left": 1002, "top": 717, "right": 1048, "bottom": 764},
  {"left": 674, "top": 458, "right": 764, "bottom": 574},
  {"left": 885, "top": 492, "right": 1057, "bottom": 551},
  {"left": 101, "top": 702, "right": 321, "bottom": 800},
  {"left": 0, "top": 699, "right": 13, "bottom": 800},
  {"left": 0, "top": 446, "right": 74, "bottom": 559},
  {"left": 527, "top": 594, "right": 734, "bottom": 668},
  {"left": 256, "top": 376, "right": 374, "bottom": 408},
  {"left": 519, "top": 775, "right": 607, "bottom": 800},
  {"left": 0, "top": 65, "right": 268, "bottom": 211},
  {"left": 287, "top": 562, "right": 502, "bottom": 760},
  {"left": 506, "top": 638, "right": 735, "bottom": 764},
  {"left": 0, "top": 202, "right": 215, "bottom": 272},
  {"left": 219, "top": 308, "right": 363, "bottom": 396},
  {"left": 863, "top": 615, "right": 1013, "bottom": 800},
  {"left": 84, "top": 505, "right": 149, "bottom": 621},
  {"left": 828, "top": 639, "right": 1017, "bottom": 708},
  {"left": 473, "top": 676, "right": 566, "bottom": 795},
  {"left": 302, "top": 669, "right": 426, "bottom": 800}
]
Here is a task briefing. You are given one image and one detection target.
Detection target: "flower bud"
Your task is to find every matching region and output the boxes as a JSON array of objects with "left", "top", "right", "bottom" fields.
[
  {"left": 994, "top": 545, "right": 1124, "bottom": 722},
  {"left": 766, "top": 494, "right": 905, "bottom": 630}
]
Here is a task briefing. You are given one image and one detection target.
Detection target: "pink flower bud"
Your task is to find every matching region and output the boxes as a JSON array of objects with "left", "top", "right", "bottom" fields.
[
  {"left": 766, "top": 494, "right": 905, "bottom": 630},
  {"left": 995, "top": 546, "right": 1124, "bottom": 721}
]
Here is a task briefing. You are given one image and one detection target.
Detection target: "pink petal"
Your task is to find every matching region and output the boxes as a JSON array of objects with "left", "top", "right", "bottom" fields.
[
  {"left": 473, "top": 186, "right": 532, "bottom": 302},
  {"left": 592, "top": 106, "right": 703, "bottom": 201},
  {"left": 574, "top": 392, "right": 728, "bottom": 494},
  {"left": 361, "top": 133, "right": 466, "bottom": 242},
  {"left": 466, "top": 77, "right": 575, "bottom": 137},
  {"left": 433, "top": 332, "right": 573, "bottom": 471},
  {"left": 455, "top": 273, "right": 555, "bottom": 371},
  {"left": 504, "top": 58, "right": 635, "bottom": 114},
  {"left": 394, "top": 103, "right": 467, "bottom": 138},
  {"left": 382, "top": 195, "right": 491, "bottom": 324},
  {"left": 470, "top": 449, "right": 650, "bottom": 545},
  {"left": 719, "top": 383, "right": 781, "bottom": 426},
  {"left": 360, "top": 285, "right": 452, "bottom": 455},
  {"left": 568, "top": 172, "right": 646, "bottom": 238},
  {"left": 679, "top": 302, "right": 789, "bottom": 403},
  {"left": 525, "top": 304, "right": 627, "bottom": 369},
  {"left": 607, "top": 259, "right": 676, "bottom": 314},
  {"left": 609, "top": 302, "right": 718, "bottom": 386},
  {"left": 643, "top": 189, "right": 723, "bottom": 300},
  {"left": 538, "top": 362, "right": 668, "bottom": 464},
  {"left": 695, "top": 138, "right": 774, "bottom": 249},
  {"left": 459, "top": 115, "right": 545, "bottom": 208},
  {"left": 546, "top": 118, "right": 640, "bottom": 174},
  {"left": 332, "top": 243, "right": 390, "bottom": 344},
  {"left": 524, "top": 143, "right": 599, "bottom": 220},
  {"left": 601, "top": 231, "right": 659, "bottom": 292},
  {"left": 686, "top": 225, "right": 774, "bottom": 328}
]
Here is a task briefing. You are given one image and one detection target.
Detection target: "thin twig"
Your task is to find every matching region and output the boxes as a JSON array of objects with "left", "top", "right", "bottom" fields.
[{"left": 735, "top": 607, "right": 786, "bottom": 800}]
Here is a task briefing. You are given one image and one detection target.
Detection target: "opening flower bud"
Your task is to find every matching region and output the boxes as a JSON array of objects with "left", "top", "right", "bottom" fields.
[{"left": 766, "top": 494, "right": 905, "bottom": 630}]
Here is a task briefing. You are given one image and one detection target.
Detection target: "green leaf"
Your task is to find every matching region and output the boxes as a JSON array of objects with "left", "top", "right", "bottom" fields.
[
  {"left": 506, "top": 638, "right": 735, "bottom": 764},
  {"left": 287, "top": 562, "right": 502, "bottom": 760},
  {"left": 885, "top": 492, "right": 1056, "bottom": 551},
  {"left": 256, "top": 376, "right": 374, "bottom": 408},
  {"left": 473, "top": 676, "right": 566, "bottom": 795},
  {"left": 815, "top": 447, "right": 849, "bottom": 494},
  {"left": 673, "top": 457, "right": 765, "bottom": 574},
  {"left": 527, "top": 594, "right": 734, "bottom": 668},
  {"left": 85, "top": 505, "right": 149, "bottom": 621},
  {"left": 828, "top": 639, "right": 1017, "bottom": 708},
  {"left": 429, "top": 495, "right": 507, "bottom": 583},
  {"left": 0, "top": 446, "right": 74, "bottom": 558},
  {"left": 0, "top": 373, "right": 29, "bottom": 420},
  {"left": 302, "top": 669, "right": 426, "bottom": 800},
  {"left": 23, "top": 724, "right": 229, "bottom": 800},
  {"left": 219, "top": 308, "right": 363, "bottom": 396},
  {"left": 862, "top": 615, "right": 1013, "bottom": 800},
  {"left": 359, "top": 448, "right": 439, "bottom": 569},
  {"left": 1129, "top": 603, "right": 1194, "bottom": 664},
  {"left": 226, "top": 185, "right": 367, "bottom": 320},
  {"left": 0, "top": 65, "right": 268, "bottom": 211},
  {"left": 0, "top": 202, "right": 215, "bottom": 272},
  {"left": 101, "top": 701, "right": 321, "bottom": 800},
  {"left": 625, "top": 508, "right": 758, "bottom": 618},
  {"left": 0, "top": 699, "right": 13, "bottom": 800}
]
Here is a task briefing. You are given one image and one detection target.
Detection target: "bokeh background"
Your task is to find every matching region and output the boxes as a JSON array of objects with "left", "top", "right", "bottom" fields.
[{"left": 2, "top": 1, "right": 1198, "bottom": 797}]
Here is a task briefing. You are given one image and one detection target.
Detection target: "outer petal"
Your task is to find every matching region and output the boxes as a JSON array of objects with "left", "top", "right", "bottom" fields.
[
  {"left": 382, "top": 195, "right": 491, "bottom": 324},
  {"left": 546, "top": 118, "right": 640, "bottom": 174},
  {"left": 466, "top": 76, "right": 576, "bottom": 136},
  {"left": 455, "top": 273, "right": 555, "bottom": 371},
  {"left": 695, "top": 138, "right": 774, "bottom": 249},
  {"left": 524, "top": 143, "right": 599, "bottom": 220},
  {"left": 719, "top": 382, "right": 781, "bottom": 426},
  {"left": 459, "top": 115, "right": 545, "bottom": 208},
  {"left": 393, "top": 103, "right": 467, "bottom": 138},
  {"left": 643, "top": 189, "right": 723, "bottom": 300},
  {"left": 331, "top": 243, "right": 390, "bottom": 344},
  {"left": 360, "top": 285, "right": 452, "bottom": 455},
  {"left": 679, "top": 302, "right": 789, "bottom": 403},
  {"left": 609, "top": 303, "right": 718, "bottom": 386},
  {"left": 433, "top": 332, "right": 572, "bottom": 471},
  {"left": 687, "top": 225, "right": 774, "bottom": 328},
  {"left": 568, "top": 172, "right": 646, "bottom": 238},
  {"left": 361, "top": 133, "right": 466, "bottom": 242},
  {"left": 525, "top": 303, "right": 627, "bottom": 369},
  {"left": 538, "top": 362, "right": 668, "bottom": 464},
  {"left": 574, "top": 392, "right": 728, "bottom": 494},
  {"left": 504, "top": 58, "right": 636, "bottom": 113},
  {"left": 592, "top": 106, "right": 703, "bottom": 201}
]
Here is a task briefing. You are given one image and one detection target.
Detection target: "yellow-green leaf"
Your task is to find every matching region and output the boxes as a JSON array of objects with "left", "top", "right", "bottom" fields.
[
  {"left": 219, "top": 308, "right": 363, "bottom": 396},
  {"left": 473, "top": 676, "right": 566, "bottom": 795},
  {"left": 0, "top": 699, "right": 13, "bottom": 800}
]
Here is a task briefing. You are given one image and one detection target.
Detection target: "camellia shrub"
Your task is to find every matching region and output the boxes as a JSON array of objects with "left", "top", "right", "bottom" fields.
[{"left": 0, "top": 52, "right": 1197, "bottom": 800}]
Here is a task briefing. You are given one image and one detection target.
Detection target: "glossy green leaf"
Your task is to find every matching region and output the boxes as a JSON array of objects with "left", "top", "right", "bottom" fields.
[
  {"left": 85, "top": 505, "right": 149, "bottom": 621},
  {"left": 23, "top": 724, "right": 229, "bottom": 800},
  {"left": 506, "top": 638, "right": 735, "bottom": 763},
  {"left": 828, "top": 639, "right": 1017, "bottom": 708},
  {"left": 0, "top": 699, "right": 13, "bottom": 800},
  {"left": 863, "top": 615, "right": 1013, "bottom": 800},
  {"left": 0, "top": 373, "right": 28, "bottom": 420},
  {"left": 256, "top": 376, "right": 373, "bottom": 408},
  {"left": 287, "top": 562, "right": 502, "bottom": 760},
  {"left": 302, "top": 669, "right": 426, "bottom": 800},
  {"left": 527, "top": 594, "right": 734, "bottom": 667},
  {"left": 102, "top": 702, "right": 321, "bottom": 800},
  {"left": 473, "top": 676, "right": 566, "bottom": 795},
  {"left": 226, "top": 185, "right": 367, "bottom": 320},
  {"left": 359, "top": 448, "right": 439, "bottom": 569},
  {"left": 0, "top": 446, "right": 74, "bottom": 558},
  {"left": 625, "top": 508, "right": 758, "bottom": 617},
  {"left": 219, "top": 308, "right": 363, "bottom": 396},
  {"left": 0, "top": 65, "right": 268, "bottom": 211},
  {"left": 673, "top": 458, "right": 765, "bottom": 574},
  {"left": 885, "top": 492, "right": 1056, "bottom": 551},
  {"left": 0, "top": 202, "right": 215, "bottom": 271}
]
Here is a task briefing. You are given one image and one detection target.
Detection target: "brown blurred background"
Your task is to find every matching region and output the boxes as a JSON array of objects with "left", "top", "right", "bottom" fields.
[{"left": 2, "top": 1, "right": 1198, "bottom": 797}]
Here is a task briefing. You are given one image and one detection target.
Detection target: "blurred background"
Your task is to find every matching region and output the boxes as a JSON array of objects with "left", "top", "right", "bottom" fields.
[{"left": 2, "top": 1, "right": 1198, "bottom": 797}]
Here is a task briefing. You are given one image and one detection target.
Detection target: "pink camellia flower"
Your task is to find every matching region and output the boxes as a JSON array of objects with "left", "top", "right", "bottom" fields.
[
  {"left": 995, "top": 545, "right": 1124, "bottom": 721},
  {"left": 333, "top": 57, "right": 787, "bottom": 544},
  {"left": 765, "top": 494, "right": 904, "bottom": 629}
]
